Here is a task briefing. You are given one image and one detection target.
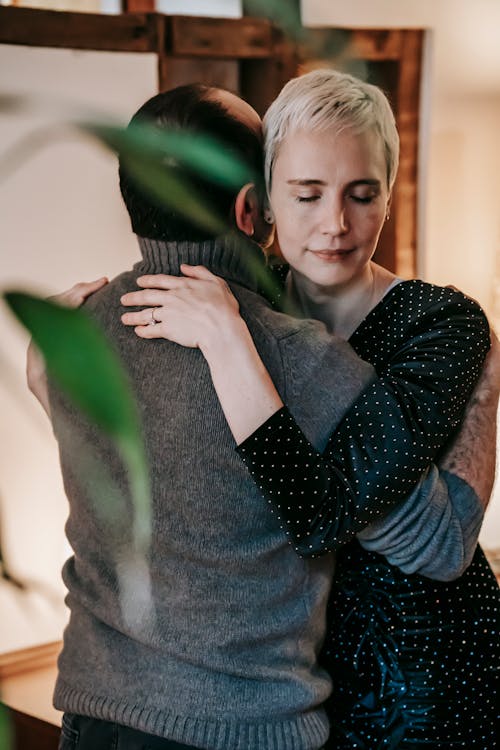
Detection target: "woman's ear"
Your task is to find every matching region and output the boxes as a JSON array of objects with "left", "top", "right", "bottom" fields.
[
  {"left": 234, "top": 183, "right": 259, "bottom": 237},
  {"left": 385, "top": 193, "right": 393, "bottom": 221},
  {"left": 263, "top": 203, "right": 274, "bottom": 225}
]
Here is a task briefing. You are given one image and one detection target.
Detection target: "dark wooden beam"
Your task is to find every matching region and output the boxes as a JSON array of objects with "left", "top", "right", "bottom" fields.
[
  {"left": 346, "top": 28, "right": 405, "bottom": 61},
  {"left": 393, "top": 29, "right": 423, "bottom": 278},
  {"left": 0, "top": 6, "right": 158, "bottom": 52},
  {"left": 169, "top": 16, "right": 273, "bottom": 59},
  {"left": 123, "top": 0, "right": 155, "bottom": 11},
  {"left": 240, "top": 26, "right": 298, "bottom": 116}
]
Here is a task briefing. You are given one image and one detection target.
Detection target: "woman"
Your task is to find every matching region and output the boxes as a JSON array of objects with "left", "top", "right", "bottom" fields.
[{"left": 110, "top": 71, "right": 497, "bottom": 745}]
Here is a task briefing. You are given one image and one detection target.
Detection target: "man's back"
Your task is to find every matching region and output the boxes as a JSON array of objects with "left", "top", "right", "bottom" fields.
[{"left": 49, "top": 237, "right": 374, "bottom": 750}]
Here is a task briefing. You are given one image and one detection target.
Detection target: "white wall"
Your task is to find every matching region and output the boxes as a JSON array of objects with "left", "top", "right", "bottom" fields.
[
  {"left": 302, "top": 0, "right": 500, "bottom": 548},
  {"left": 0, "top": 44, "right": 158, "bottom": 652},
  {"left": 0, "top": 0, "right": 242, "bottom": 15},
  {"left": 425, "top": 95, "right": 500, "bottom": 549},
  {"left": 156, "top": 0, "right": 241, "bottom": 17}
]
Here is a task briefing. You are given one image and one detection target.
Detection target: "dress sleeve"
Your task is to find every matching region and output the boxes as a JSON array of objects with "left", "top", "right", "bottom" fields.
[
  {"left": 357, "top": 465, "right": 483, "bottom": 580},
  {"left": 236, "top": 289, "right": 490, "bottom": 557}
]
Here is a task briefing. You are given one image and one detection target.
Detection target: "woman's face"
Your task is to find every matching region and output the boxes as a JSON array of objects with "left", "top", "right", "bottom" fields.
[{"left": 269, "top": 127, "right": 390, "bottom": 289}]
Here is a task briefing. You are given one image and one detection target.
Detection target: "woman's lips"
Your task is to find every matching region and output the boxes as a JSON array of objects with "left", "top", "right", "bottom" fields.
[{"left": 309, "top": 248, "right": 355, "bottom": 261}]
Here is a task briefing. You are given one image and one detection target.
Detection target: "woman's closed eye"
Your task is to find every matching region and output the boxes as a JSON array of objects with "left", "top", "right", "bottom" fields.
[
  {"left": 349, "top": 186, "right": 381, "bottom": 204},
  {"left": 295, "top": 194, "right": 321, "bottom": 203},
  {"left": 350, "top": 194, "right": 376, "bottom": 204}
]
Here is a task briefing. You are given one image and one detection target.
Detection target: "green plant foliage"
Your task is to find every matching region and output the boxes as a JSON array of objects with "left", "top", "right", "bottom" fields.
[
  {"left": 0, "top": 95, "right": 258, "bottom": 237},
  {"left": 244, "top": 0, "right": 351, "bottom": 65},
  {"left": 3, "top": 293, "right": 151, "bottom": 552},
  {"left": 84, "top": 122, "right": 257, "bottom": 189},
  {"left": 245, "top": 0, "right": 304, "bottom": 41},
  {"left": 80, "top": 120, "right": 262, "bottom": 237},
  {"left": 0, "top": 703, "right": 12, "bottom": 750}
]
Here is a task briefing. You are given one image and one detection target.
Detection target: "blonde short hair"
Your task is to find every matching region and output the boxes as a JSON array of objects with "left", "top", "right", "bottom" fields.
[{"left": 263, "top": 68, "right": 400, "bottom": 192}]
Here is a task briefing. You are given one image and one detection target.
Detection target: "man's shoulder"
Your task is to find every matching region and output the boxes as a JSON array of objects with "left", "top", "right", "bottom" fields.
[
  {"left": 81, "top": 271, "right": 142, "bottom": 335},
  {"left": 234, "top": 285, "right": 331, "bottom": 344}
]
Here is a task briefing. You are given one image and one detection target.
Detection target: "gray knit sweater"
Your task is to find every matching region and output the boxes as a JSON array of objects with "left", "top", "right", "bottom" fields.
[{"left": 50, "top": 235, "right": 375, "bottom": 750}]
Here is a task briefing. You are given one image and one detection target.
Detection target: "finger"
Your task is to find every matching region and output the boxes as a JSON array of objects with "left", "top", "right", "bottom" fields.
[
  {"left": 121, "top": 308, "right": 161, "bottom": 327},
  {"left": 180, "top": 264, "right": 217, "bottom": 281},
  {"left": 134, "top": 324, "right": 165, "bottom": 339},
  {"left": 121, "top": 289, "right": 170, "bottom": 307},
  {"left": 51, "top": 277, "right": 108, "bottom": 307},
  {"left": 136, "top": 274, "right": 187, "bottom": 290}
]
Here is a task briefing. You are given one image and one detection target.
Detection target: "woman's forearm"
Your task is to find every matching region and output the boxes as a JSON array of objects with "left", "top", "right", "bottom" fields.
[
  {"left": 121, "top": 267, "right": 285, "bottom": 445},
  {"left": 201, "top": 317, "right": 284, "bottom": 445}
]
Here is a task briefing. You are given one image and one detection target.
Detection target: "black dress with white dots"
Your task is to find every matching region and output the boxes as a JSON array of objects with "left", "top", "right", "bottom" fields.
[{"left": 238, "top": 280, "right": 499, "bottom": 748}]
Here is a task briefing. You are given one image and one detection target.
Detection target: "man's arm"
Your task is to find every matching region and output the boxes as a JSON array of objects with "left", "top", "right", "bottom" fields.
[
  {"left": 358, "top": 332, "right": 500, "bottom": 580},
  {"left": 439, "top": 329, "right": 500, "bottom": 507}
]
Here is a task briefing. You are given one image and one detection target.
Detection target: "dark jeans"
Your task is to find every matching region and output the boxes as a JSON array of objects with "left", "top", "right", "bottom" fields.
[{"left": 58, "top": 714, "right": 198, "bottom": 750}]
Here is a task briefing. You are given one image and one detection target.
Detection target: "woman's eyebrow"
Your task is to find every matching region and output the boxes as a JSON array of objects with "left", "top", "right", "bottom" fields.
[
  {"left": 286, "top": 179, "right": 326, "bottom": 186},
  {"left": 349, "top": 179, "right": 381, "bottom": 188},
  {"left": 286, "top": 178, "right": 382, "bottom": 187}
]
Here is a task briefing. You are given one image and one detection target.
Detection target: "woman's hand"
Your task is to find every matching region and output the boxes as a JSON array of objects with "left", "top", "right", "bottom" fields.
[
  {"left": 120, "top": 264, "right": 244, "bottom": 352},
  {"left": 121, "top": 264, "right": 283, "bottom": 443},
  {"left": 27, "top": 277, "right": 108, "bottom": 417}
]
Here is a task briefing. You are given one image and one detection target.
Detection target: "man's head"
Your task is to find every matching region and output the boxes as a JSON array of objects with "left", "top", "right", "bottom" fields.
[{"left": 119, "top": 84, "right": 269, "bottom": 244}]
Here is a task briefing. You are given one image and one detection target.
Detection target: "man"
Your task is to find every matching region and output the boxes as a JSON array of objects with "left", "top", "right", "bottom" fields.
[{"left": 30, "top": 84, "right": 497, "bottom": 750}]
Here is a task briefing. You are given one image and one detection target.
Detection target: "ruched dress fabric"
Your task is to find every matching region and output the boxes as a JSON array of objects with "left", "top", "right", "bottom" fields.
[{"left": 237, "top": 280, "right": 499, "bottom": 748}]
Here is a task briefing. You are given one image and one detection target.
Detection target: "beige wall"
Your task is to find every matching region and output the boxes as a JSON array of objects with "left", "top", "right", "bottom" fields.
[
  {"left": 425, "top": 95, "right": 500, "bottom": 548},
  {"left": 0, "top": 44, "right": 158, "bottom": 652},
  {"left": 302, "top": 0, "right": 500, "bottom": 558}
]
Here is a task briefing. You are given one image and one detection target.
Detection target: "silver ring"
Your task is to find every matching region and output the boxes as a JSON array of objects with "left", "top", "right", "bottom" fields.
[{"left": 149, "top": 308, "right": 159, "bottom": 326}]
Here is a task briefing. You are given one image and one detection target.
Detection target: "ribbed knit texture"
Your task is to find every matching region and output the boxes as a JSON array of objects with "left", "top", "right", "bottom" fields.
[
  {"left": 50, "top": 234, "right": 376, "bottom": 750},
  {"left": 358, "top": 465, "right": 483, "bottom": 580}
]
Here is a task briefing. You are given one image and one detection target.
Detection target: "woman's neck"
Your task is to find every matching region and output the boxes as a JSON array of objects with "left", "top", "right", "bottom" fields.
[{"left": 289, "top": 262, "right": 396, "bottom": 338}]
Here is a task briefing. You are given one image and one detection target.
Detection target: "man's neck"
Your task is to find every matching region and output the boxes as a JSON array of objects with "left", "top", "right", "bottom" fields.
[{"left": 135, "top": 233, "right": 267, "bottom": 294}]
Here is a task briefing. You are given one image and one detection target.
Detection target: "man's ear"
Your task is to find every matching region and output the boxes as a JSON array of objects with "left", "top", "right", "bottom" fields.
[{"left": 234, "top": 183, "right": 259, "bottom": 237}]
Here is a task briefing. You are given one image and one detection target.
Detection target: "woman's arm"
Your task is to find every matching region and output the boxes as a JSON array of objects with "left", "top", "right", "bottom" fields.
[
  {"left": 236, "top": 288, "right": 490, "bottom": 556},
  {"left": 121, "top": 265, "right": 285, "bottom": 444},
  {"left": 357, "top": 333, "right": 500, "bottom": 578},
  {"left": 121, "top": 271, "right": 491, "bottom": 560}
]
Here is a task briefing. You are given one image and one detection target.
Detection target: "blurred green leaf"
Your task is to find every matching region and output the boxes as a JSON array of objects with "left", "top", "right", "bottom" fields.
[
  {"left": 245, "top": 0, "right": 304, "bottom": 41},
  {"left": 3, "top": 293, "right": 151, "bottom": 551},
  {"left": 0, "top": 703, "right": 12, "bottom": 750},
  {"left": 81, "top": 120, "right": 260, "bottom": 236},
  {"left": 244, "top": 0, "right": 351, "bottom": 63},
  {"left": 121, "top": 150, "right": 226, "bottom": 237},
  {"left": 6, "top": 294, "right": 136, "bottom": 436},
  {"left": 83, "top": 121, "right": 256, "bottom": 190}
]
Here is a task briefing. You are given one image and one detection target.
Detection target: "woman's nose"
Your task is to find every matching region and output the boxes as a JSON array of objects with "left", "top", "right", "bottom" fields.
[{"left": 319, "top": 201, "right": 348, "bottom": 236}]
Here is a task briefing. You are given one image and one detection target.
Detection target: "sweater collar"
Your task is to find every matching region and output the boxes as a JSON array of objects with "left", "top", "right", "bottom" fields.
[{"left": 135, "top": 233, "right": 268, "bottom": 294}]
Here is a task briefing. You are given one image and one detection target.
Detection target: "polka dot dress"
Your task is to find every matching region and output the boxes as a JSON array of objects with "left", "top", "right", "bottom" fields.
[{"left": 238, "top": 280, "right": 499, "bottom": 748}]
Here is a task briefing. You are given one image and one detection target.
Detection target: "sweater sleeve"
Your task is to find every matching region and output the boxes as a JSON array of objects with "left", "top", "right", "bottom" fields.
[
  {"left": 237, "top": 289, "right": 490, "bottom": 558},
  {"left": 357, "top": 465, "right": 483, "bottom": 580}
]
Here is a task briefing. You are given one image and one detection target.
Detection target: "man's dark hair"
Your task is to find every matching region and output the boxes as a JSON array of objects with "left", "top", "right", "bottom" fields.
[{"left": 118, "top": 84, "right": 264, "bottom": 243}]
